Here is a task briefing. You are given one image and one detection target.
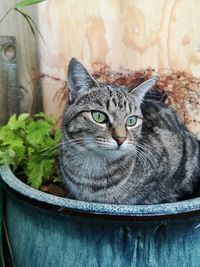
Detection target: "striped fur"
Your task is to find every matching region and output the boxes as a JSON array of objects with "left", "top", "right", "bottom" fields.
[{"left": 59, "top": 59, "right": 200, "bottom": 204}]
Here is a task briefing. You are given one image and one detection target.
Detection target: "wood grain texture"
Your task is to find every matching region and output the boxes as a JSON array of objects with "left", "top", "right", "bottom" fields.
[
  {"left": 0, "top": 36, "right": 19, "bottom": 124},
  {"left": 36, "top": 0, "right": 200, "bottom": 117},
  {"left": 1, "top": 1, "right": 200, "bottom": 119},
  {"left": 0, "top": 0, "right": 43, "bottom": 115}
]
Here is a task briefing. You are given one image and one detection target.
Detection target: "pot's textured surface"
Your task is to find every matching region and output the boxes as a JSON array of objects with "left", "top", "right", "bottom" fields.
[{"left": 1, "top": 166, "right": 200, "bottom": 267}]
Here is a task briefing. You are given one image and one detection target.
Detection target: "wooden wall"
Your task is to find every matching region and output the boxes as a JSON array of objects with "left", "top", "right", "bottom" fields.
[
  {"left": 37, "top": 0, "right": 200, "bottom": 117},
  {"left": 1, "top": 0, "right": 200, "bottom": 119},
  {"left": 0, "top": 0, "right": 42, "bottom": 115}
]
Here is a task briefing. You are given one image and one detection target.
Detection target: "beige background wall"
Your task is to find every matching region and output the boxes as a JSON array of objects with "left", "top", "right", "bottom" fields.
[
  {"left": 37, "top": 0, "right": 200, "bottom": 117},
  {"left": 1, "top": 0, "right": 200, "bottom": 118}
]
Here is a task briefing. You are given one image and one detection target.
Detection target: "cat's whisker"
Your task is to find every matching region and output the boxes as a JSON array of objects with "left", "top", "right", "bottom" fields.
[
  {"left": 138, "top": 140, "right": 157, "bottom": 155},
  {"left": 60, "top": 137, "right": 94, "bottom": 144},
  {"left": 96, "top": 141, "right": 110, "bottom": 146},
  {"left": 61, "top": 146, "right": 92, "bottom": 168},
  {"left": 129, "top": 141, "right": 157, "bottom": 164},
  {"left": 138, "top": 149, "right": 156, "bottom": 170},
  {"left": 128, "top": 142, "right": 156, "bottom": 170},
  {"left": 136, "top": 143, "right": 157, "bottom": 160},
  {"left": 137, "top": 148, "right": 157, "bottom": 170},
  {"left": 131, "top": 146, "right": 149, "bottom": 167},
  {"left": 59, "top": 137, "right": 95, "bottom": 148}
]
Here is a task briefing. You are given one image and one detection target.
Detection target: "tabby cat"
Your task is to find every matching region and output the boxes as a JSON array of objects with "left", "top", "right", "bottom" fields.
[{"left": 59, "top": 58, "right": 200, "bottom": 204}]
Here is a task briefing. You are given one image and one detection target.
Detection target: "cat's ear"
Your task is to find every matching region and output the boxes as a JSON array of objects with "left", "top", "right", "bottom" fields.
[
  {"left": 67, "top": 58, "right": 99, "bottom": 103},
  {"left": 130, "top": 77, "right": 157, "bottom": 102}
]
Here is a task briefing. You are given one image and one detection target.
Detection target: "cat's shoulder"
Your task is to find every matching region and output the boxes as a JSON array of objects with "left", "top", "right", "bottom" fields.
[
  {"left": 141, "top": 99, "right": 182, "bottom": 128},
  {"left": 141, "top": 99, "right": 188, "bottom": 133},
  {"left": 141, "top": 99, "right": 171, "bottom": 117}
]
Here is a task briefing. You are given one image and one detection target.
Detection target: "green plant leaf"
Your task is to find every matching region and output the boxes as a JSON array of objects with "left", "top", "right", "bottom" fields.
[
  {"left": 14, "top": 8, "right": 46, "bottom": 44},
  {"left": 0, "top": 112, "right": 62, "bottom": 190},
  {"left": 0, "top": 126, "right": 16, "bottom": 143},
  {"left": 55, "top": 128, "right": 62, "bottom": 142},
  {"left": 18, "top": 113, "right": 30, "bottom": 122},
  {"left": 26, "top": 120, "right": 53, "bottom": 149},
  {"left": 39, "top": 145, "right": 58, "bottom": 158},
  {"left": 52, "top": 176, "right": 63, "bottom": 184},
  {"left": 26, "top": 156, "right": 53, "bottom": 189},
  {"left": 0, "top": 148, "right": 16, "bottom": 166},
  {"left": 14, "top": 8, "right": 36, "bottom": 36},
  {"left": 0, "top": 1, "right": 46, "bottom": 44},
  {"left": 34, "top": 112, "right": 56, "bottom": 126},
  {"left": 7, "top": 113, "right": 30, "bottom": 130},
  {"left": 15, "top": 0, "right": 46, "bottom": 8},
  {"left": 7, "top": 114, "right": 18, "bottom": 130}
]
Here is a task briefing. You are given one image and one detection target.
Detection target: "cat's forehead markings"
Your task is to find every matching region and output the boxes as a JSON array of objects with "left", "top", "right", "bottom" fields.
[
  {"left": 92, "top": 99, "right": 104, "bottom": 107},
  {"left": 106, "top": 87, "right": 133, "bottom": 114}
]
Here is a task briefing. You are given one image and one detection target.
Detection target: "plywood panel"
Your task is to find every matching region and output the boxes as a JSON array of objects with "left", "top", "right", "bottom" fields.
[{"left": 36, "top": 0, "right": 200, "bottom": 118}]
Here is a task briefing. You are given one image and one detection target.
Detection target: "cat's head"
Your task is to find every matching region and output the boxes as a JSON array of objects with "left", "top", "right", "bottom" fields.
[{"left": 62, "top": 58, "right": 156, "bottom": 156}]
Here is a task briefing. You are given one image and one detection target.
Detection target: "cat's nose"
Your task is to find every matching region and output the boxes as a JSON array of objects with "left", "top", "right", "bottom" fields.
[
  {"left": 113, "top": 136, "right": 127, "bottom": 146},
  {"left": 112, "top": 127, "right": 127, "bottom": 146}
]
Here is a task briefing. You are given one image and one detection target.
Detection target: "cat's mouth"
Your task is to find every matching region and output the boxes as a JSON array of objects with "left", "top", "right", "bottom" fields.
[
  {"left": 95, "top": 141, "right": 131, "bottom": 154},
  {"left": 76, "top": 137, "right": 132, "bottom": 155},
  {"left": 93, "top": 136, "right": 135, "bottom": 152}
]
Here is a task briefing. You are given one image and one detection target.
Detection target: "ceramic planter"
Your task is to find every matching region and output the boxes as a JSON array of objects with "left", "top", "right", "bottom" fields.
[{"left": 1, "top": 165, "right": 200, "bottom": 267}]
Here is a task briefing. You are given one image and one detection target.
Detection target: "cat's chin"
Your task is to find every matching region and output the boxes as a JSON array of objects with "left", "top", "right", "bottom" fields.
[{"left": 94, "top": 146, "right": 130, "bottom": 157}]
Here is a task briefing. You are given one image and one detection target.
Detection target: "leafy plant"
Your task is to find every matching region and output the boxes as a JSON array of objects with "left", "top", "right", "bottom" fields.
[
  {"left": 15, "top": 0, "right": 46, "bottom": 8},
  {"left": 0, "top": 113, "right": 61, "bottom": 189},
  {"left": 0, "top": 0, "right": 46, "bottom": 42}
]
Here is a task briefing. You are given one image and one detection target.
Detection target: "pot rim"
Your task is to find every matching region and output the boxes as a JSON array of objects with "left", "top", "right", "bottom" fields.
[{"left": 1, "top": 165, "right": 200, "bottom": 218}]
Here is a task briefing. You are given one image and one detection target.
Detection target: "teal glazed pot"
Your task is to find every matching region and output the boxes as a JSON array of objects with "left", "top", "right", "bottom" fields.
[{"left": 1, "top": 166, "right": 200, "bottom": 267}]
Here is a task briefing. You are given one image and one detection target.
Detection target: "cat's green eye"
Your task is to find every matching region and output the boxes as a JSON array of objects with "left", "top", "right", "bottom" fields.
[
  {"left": 91, "top": 111, "right": 107, "bottom": 123},
  {"left": 126, "top": 116, "right": 137, "bottom": 127}
]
